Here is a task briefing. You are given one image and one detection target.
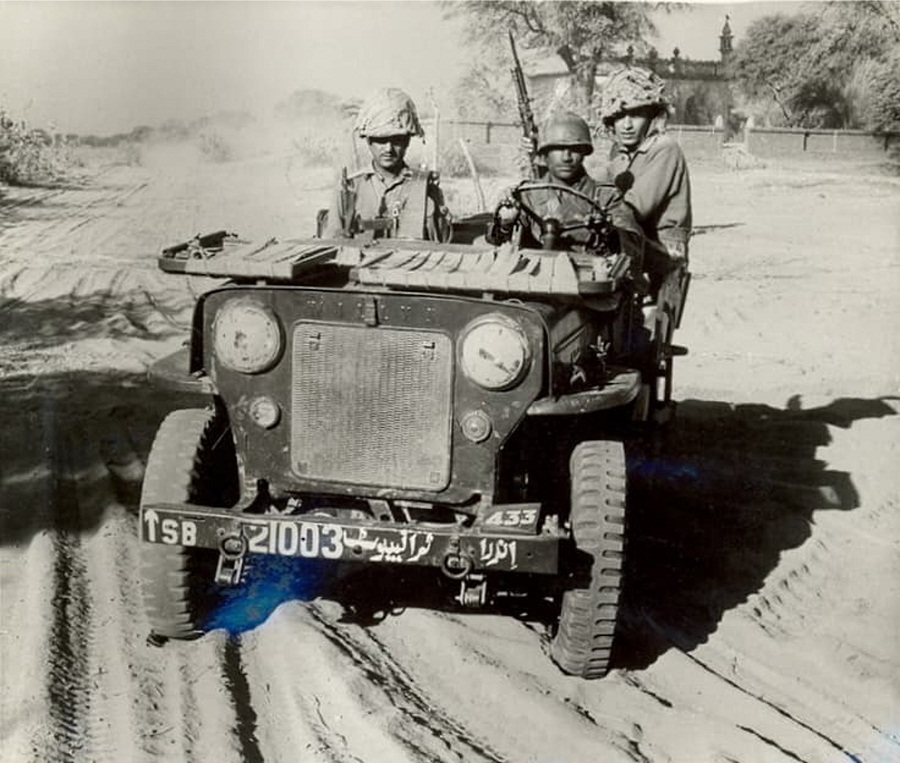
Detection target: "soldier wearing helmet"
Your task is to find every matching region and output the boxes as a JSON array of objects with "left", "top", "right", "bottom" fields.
[
  {"left": 599, "top": 67, "right": 692, "bottom": 423},
  {"left": 488, "top": 111, "right": 635, "bottom": 251},
  {"left": 323, "top": 87, "right": 451, "bottom": 241},
  {"left": 599, "top": 66, "right": 692, "bottom": 275}
]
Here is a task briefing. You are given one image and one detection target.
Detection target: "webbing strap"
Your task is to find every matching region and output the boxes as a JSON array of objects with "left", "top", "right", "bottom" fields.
[{"left": 394, "top": 173, "right": 429, "bottom": 239}]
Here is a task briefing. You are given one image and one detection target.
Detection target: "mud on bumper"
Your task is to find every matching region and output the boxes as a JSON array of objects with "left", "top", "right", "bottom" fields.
[{"left": 140, "top": 503, "right": 559, "bottom": 576}]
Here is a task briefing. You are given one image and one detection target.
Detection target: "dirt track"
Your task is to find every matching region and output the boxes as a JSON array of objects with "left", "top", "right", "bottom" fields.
[{"left": 1, "top": 145, "right": 898, "bottom": 762}]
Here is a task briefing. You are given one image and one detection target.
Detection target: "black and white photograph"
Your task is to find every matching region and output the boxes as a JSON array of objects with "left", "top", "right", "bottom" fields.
[{"left": 1, "top": 1, "right": 898, "bottom": 760}]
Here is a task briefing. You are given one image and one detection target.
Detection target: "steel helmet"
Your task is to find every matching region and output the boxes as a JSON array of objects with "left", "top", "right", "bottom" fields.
[
  {"left": 354, "top": 87, "right": 424, "bottom": 139},
  {"left": 537, "top": 112, "right": 593, "bottom": 155},
  {"left": 599, "top": 67, "right": 669, "bottom": 124}
]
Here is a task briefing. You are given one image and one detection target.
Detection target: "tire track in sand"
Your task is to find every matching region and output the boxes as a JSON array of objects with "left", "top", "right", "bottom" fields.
[
  {"left": 14, "top": 403, "right": 253, "bottom": 762},
  {"left": 236, "top": 600, "right": 510, "bottom": 763},
  {"left": 40, "top": 419, "right": 100, "bottom": 761},
  {"left": 93, "top": 413, "right": 251, "bottom": 763},
  {"left": 305, "top": 603, "right": 508, "bottom": 763}
]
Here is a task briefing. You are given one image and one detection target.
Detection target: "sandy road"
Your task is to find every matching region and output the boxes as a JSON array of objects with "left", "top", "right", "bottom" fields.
[{"left": 0, "top": 145, "right": 898, "bottom": 762}]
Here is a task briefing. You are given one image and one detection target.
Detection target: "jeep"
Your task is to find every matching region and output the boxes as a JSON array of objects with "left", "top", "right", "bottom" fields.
[{"left": 139, "top": 182, "right": 689, "bottom": 678}]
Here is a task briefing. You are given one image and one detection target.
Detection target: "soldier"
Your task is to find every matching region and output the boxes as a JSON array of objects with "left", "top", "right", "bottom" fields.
[
  {"left": 487, "top": 111, "right": 635, "bottom": 251},
  {"left": 599, "top": 67, "right": 692, "bottom": 421},
  {"left": 598, "top": 66, "right": 692, "bottom": 281},
  {"left": 323, "top": 87, "right": 451, "bottom": 242}
]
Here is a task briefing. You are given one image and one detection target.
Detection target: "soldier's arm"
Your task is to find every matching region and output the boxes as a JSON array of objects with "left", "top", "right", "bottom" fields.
[
  {"left": 596, "top": 185, "right": 641, "bottom": 236},
  {"left": 624, "top": 139, "right": 691, "bottom": 245}
]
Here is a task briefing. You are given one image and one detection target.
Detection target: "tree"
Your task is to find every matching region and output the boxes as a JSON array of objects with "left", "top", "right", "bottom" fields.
[
  {"left": 444, "top": 1, "right": 660, "bottom": 111},
  {"left": 732, "top": 13, "right": 826, "bottom": 126},
  {"left": 858, "top": 49, "right": 900, "bottom": 132},
  {"left": 451, "top": 59, "right": 516, "bottom": 122},
  {"left": 732, "top": 1, "right": 900, "bottom": 128}
]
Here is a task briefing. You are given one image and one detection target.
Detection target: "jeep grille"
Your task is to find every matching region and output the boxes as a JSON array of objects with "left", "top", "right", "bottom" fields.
[{"left": 291, "top": 322, "right": 453, "bottom": 490}]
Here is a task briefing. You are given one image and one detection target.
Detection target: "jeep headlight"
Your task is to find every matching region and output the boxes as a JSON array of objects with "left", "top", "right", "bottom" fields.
[
  {"left": 212, "top": 300, "right": 283, "bottom": 373},
  {"left": 460, "top": 314, "right": 530, "bottom": 390}
]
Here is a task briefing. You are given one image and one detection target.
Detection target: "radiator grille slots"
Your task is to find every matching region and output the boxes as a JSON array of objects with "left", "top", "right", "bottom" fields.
[{"left": 291, "top": 323, "right": 453, "bottom": 490}]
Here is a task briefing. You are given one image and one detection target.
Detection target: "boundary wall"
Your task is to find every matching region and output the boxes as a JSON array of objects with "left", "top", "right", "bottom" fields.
[{"left": 433, "top": 119, "right": 898, "bottom": 168}]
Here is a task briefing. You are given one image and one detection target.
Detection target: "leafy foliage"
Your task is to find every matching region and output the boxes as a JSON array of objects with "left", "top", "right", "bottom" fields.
[
  {"left": 196, "top": 130, "right": 234, "bottom": 163},
  {"left": 858, "top": 48, "right": 900, "bottom": 131},
  {"left": 0, "top": 109, "right": 75, "bottom": 186},
  {"left": 451, "top": 56, "right": 517, "bottom": 122},
  {"left": 732, "top": 1, "right": 900, "bottom": 129},
  {"left": 444, "top": 1, "right": 659, "bottom": 110}
]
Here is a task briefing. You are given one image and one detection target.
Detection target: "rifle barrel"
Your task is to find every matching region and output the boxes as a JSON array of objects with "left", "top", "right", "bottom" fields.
[{"left": 508, "top": 30, "right": 539, "bottom": 178}]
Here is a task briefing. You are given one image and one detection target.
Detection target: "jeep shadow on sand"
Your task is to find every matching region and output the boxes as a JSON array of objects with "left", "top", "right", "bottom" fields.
[{"left": 138, "top": 179, "right": 689, "bottom": 679}]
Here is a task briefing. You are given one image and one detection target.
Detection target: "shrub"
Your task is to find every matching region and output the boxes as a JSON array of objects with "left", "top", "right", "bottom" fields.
[
  {"left": 291, "top": 130, "right": 341, "bottom": 167},
  {"left": 0, "top": 109, "right": 74, "bottom": 185},
  {"left": 197, "top": 130, "right": 234, "bottom": 163}
]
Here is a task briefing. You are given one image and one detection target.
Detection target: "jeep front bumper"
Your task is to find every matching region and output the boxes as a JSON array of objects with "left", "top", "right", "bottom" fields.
[{"left": 140, "top": 503, "right": 559, "bottom": 575}]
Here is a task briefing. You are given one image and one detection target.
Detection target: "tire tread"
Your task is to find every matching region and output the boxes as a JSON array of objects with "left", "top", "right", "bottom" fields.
[{"left": 550, "top": 440, "right": 627, "bottom": 678}]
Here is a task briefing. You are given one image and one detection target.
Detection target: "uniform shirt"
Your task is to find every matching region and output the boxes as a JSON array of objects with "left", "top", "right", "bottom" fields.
[
  {"left": 605, "top": 133, "right": 692, "bottom": 257},
  {"left": 324, "top": 162, "right": 450, "bottom": 241},
  {"left": 489, "top": 171, "right": 640, "bottom": 252}
]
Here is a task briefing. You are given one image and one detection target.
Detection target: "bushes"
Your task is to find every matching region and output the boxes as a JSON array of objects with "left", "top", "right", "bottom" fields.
[
  {"left": 197, "top": 130, "right": 234, "bottom": 163},
  {"left": 287, "top": 122, "right": 344, "bottom": 168},
  {"left": 291, "top": 132, "right": 340, "bottom": 167},
  {"left": 0, "top": 109, "right": 74, "bottom": 186},
  {"left": 861, "top": 51, "right": 900, "bottom": 134}
]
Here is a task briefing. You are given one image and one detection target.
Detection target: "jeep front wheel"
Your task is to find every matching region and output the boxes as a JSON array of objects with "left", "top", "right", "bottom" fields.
[
  {"left": 139, "top": 407, "right": 238, "bottom": 641},
  {"left": 550, "top": 440, "right": 627, "bottom": 678}
]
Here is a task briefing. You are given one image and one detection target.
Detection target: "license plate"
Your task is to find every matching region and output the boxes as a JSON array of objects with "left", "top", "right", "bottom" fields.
[{"left": 140, "top": 506, "right": 557, "bottom": 573}]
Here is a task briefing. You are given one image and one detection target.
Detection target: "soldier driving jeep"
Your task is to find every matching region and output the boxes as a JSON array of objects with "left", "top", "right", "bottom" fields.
[{"left": 486, "top": 111, "right": 642, "bottom": 253}]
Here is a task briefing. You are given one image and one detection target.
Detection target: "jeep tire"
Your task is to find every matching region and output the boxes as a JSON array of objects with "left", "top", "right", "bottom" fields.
[
  {"left": 140, "top": 408, "right": 238, "bottom": 641},
  {"left": 550, "top": 440, "right": 627, "bottom": 678}
]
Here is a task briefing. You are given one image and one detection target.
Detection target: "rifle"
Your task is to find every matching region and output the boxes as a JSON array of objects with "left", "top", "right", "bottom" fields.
[
  {"left": 339, "top": 166, "right": 358, "bottom": 237},
  {"left": 508, "top": 30, "right": 539, "bottom": 179},
  {"left": 161, "top": 230, "right": 231, "bottom": 259}
]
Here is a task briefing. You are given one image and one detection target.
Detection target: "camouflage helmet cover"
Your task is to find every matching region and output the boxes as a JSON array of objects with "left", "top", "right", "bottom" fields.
[
  {"left": 354, "top": 87, "right": 424, "bottom": 139},
  {"left": 538, "top": 111, "right": 593, "bottom": 155},
  {"left": 599, "top": 67, "right": 669, "bottom": 124}
]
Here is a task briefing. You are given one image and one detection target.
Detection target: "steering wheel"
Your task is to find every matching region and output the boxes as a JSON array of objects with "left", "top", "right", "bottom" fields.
[{"left": 510, "top": 181, "right": 611, "bottom": 236}]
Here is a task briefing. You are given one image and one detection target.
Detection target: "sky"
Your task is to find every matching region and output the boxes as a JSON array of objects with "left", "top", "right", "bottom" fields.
[{"left": 0, "top": 1, "right": 805, "bottom": 135}]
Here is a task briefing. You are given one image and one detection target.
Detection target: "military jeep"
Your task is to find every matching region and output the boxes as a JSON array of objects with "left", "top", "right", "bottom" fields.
[{"left": 139, "top": 183, "right": 689, "bottom": 678}]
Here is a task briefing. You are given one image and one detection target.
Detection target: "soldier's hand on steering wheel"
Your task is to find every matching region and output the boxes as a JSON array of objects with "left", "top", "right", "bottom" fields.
[
  {"left": 512, "top": 182, "right": 608, "bottom": 235},
  {"left": 495, "top": 187, "right": 521, "bottom": 229},
  {"left": 496, "top": 201, "right": 520, "bottom": 228}
]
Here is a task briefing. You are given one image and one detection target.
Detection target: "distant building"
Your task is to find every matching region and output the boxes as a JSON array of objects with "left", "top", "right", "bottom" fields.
[{"left": 523, "top": 17, "right": 736, "bottom": 128}]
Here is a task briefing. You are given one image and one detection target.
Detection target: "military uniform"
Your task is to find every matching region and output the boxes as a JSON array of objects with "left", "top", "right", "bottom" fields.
[
  {"left": 604, "top": 133, "right": 691, "bottom": 260},
  {"left": 599, "top": 67, "right": 693, "bottom": 262},
  {"left": 493, "top": 173, "right": 636, "bottom": 251},
  {"left": 488, "top": 111, "right": 639, "bottom": 252},
  {"left": 324, "top": 164, "right": 450, "bottom": 241},
  {"left": 322, "top": 87, "right": 451, "bottom": 242},
  {"left": 599, "top": 67, "right": 693, "bottom": 421}
]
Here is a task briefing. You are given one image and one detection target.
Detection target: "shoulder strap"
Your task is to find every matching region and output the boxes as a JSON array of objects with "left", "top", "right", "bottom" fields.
[
  {"left": 346, "top": 165, "right": 375, "bottom": 181},
  {"left": 394, "top": 172, "right": 429, "bottom": 239}
]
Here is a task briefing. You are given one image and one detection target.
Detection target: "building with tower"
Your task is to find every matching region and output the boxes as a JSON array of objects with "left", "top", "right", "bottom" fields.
[{"left": 522, "top": 18, "right": 737, "bottom": 128}]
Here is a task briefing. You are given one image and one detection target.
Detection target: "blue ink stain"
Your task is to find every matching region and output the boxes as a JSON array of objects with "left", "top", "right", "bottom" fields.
[
  {"left": 631, "top": 457, "right": 701, "bottom": 482},
  {"left": 204, "top": 556, "right": 334, "bottom": 634}
]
